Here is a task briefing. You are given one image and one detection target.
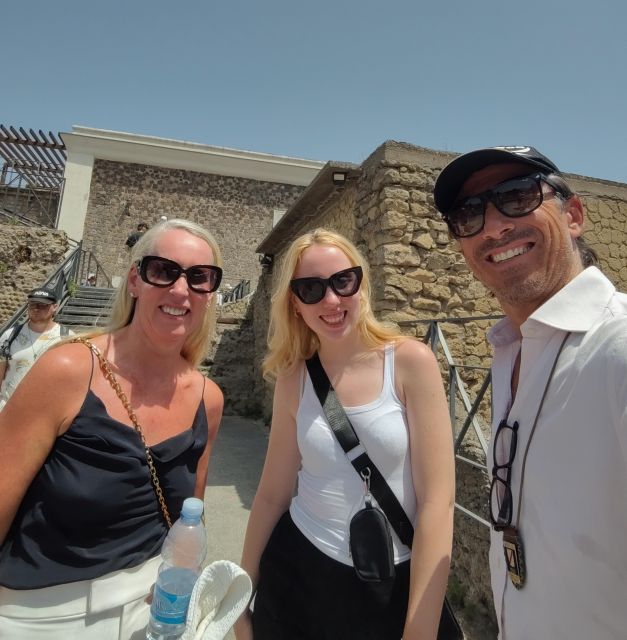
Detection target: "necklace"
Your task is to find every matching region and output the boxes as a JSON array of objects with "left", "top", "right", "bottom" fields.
[{"left": 26, "top": 325, "right": 54, "bottom": 362}]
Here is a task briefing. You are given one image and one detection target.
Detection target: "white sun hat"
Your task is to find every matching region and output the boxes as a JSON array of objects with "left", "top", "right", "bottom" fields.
[{"left": 181, "top": 560, "right": 252, "bottom": 640}]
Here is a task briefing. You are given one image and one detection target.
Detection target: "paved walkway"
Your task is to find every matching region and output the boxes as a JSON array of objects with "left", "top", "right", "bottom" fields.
[
  {"left": 203, "top": 414, "right": 268, "bottom": 563},
  {"left": 201, "top": 414, "right": 269, "bottom": 638},
  {"left": 202, "top": 416, "right": 495, "bottom": 640}
]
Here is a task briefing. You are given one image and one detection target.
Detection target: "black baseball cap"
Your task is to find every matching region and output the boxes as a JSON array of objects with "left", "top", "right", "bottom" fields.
[
  {"left": 27, "top": 287, "right": 57, "bottom": 304},
  {"left": 434, "top": 146, "right": 561, "bottom": 214}
]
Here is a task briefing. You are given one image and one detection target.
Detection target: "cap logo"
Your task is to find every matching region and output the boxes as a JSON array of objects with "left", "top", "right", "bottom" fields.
[
  {"left": 494, "top": 146, "right": 532, "bottom": 153},
  {"left": 32, "top": 290, "right": 50, "bottom": 297}
]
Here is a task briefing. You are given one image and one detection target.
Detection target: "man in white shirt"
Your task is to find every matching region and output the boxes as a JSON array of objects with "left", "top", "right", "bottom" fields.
[
  {"left": 433, "top": 147, "right": 627, "bottom": 639},
  {"left": 0, "top": 287, "right": 66, "bottom": 410}
]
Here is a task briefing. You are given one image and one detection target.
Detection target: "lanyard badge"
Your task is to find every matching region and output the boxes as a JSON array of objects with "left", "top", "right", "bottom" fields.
[{"left": 502, "top": 526, "right": 526, "bottom": 589}]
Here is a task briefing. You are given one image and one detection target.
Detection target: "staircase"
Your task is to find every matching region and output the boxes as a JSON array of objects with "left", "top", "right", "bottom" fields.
[{"left": 55, "top": 285, "right": 116, "bottom": 329}]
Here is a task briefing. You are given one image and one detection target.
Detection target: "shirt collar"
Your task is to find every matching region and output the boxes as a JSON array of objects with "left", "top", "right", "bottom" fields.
[{"left": 488, "top": 267, "right": 615, "bottom": 346}]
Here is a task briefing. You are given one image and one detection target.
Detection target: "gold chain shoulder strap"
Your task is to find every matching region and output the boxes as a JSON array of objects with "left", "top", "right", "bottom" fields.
[{"left": 72, "top": 336, "right": 172, "bottom": 528}]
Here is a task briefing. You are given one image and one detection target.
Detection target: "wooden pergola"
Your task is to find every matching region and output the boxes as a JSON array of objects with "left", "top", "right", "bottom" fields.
[{"left": 0, "top": 124, "right": 66, "bottom": 189}]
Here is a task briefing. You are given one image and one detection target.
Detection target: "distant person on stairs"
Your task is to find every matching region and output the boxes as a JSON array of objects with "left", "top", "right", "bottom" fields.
[{"left": 0, "top": 287, "right": 66, "bottom": 410}]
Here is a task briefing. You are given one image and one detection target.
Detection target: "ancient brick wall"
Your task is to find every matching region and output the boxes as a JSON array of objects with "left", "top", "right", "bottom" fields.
[
  {"left": 81, "top": 159, "right": 305, "bottom": 289},
  {"left": 0, "top": 224, "right": 70, "bottom": 325},
  {"left": 0, "top": 187, "right": 61, "bottom": 227},
  {"left": 249, "top": 141, "right": 627, "bottom": 632}
]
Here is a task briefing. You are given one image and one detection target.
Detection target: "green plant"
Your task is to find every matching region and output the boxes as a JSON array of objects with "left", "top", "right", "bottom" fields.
[
  {"left": 0, "top": 261, "right": 7, "bottom": 275},
  {"left": 67, "top": 279, "right": 78, "bottom": 297}
]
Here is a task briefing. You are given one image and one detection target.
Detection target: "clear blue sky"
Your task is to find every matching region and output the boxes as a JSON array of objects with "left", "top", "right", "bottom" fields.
[{"left": 4, "top": 0, "right": 626, "bottom": 183}]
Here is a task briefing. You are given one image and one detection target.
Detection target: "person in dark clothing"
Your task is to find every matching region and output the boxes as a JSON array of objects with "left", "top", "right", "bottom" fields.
[
  {"left": 125, "top": 221, "right": 149, "bottom": 248},
  {"left": 0, "top": 219, "right": 225, "bottom": 639}
]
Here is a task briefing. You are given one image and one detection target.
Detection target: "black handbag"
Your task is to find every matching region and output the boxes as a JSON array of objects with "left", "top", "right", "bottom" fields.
[
  {"left": 306, "top": 352, "right": 464, "bottom": 640},
  {"left": 349, "top": 493, "right": 395, "bottom": 582}
]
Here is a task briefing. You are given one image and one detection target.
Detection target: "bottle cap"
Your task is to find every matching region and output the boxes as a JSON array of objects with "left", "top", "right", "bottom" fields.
[{"left": 181, "top": 497, "right": 204, "bottom": 521}]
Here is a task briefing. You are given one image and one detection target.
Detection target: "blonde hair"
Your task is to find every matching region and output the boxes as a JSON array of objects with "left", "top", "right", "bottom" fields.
[
  {"left": 82, "top": 219, "right": 222, "bottom": 367},
  {"left": 263, "top": 228, "right": 401, "bottom": 379}
]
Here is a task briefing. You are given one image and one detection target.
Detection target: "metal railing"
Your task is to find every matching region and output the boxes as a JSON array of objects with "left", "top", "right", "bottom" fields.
[
  {"left": 400, "top": 314, "right": 504, "bottom": 528},
  {"left": 0, "top": 164, "right": 64, "bottom": 228},
  {"left": 222, "top": 279, "right": 251, "bottom": 304},
  {"left": 76, "top": 249, "right": 113, "bottom": 289},
  {"left": 0, "top": 244, "right": 81, "bottom": 335},
  {"left": 0, "top": 245, "right": 113, "bottom": 335}
]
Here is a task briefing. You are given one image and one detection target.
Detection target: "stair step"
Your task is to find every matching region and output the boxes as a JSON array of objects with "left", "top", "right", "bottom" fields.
[
  {"left": 65, "top": 298, "right": 114, "bottom": 308},
  {"left": 57, "top": 286, "right": 116, "bottom": 330},
  {"left": 56, "top": 314, "right": 111, "bottom": 326},
  {"left": 72, "top": 291, "right": 115, "bottom": 300}
]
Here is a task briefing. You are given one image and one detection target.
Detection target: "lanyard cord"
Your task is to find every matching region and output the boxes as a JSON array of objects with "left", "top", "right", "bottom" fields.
[
  {"left": 513, "top": 331, "right": 571, "bottom": 527},
  {"left": 499, "top": 331, "right": 571, "bottom": 639}
]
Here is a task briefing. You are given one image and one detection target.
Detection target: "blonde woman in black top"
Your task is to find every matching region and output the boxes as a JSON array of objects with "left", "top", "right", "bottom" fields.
[{"left": 0, "top": 219, "right": 224, "bottom": 639}]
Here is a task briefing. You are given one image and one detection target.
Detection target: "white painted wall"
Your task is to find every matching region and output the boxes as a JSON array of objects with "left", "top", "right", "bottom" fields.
[
  {"left": 56, "top": 151, "right": 94, "bottom": 242},
  {"left": 57, "top": 126, "right": 324, "bottom": 243}
]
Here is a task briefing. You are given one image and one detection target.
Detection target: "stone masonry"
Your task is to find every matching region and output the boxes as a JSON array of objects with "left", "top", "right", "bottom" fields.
[
  {"left": 249, "top": 141, "right": 627, "bottom": 634},
  {"left": 2, "top": 138, "right": 625, "bottom": 635},
  {"left": 81, "top": 159, "right": 305, "bottom": 289},
  {"left": 0, "top": 224, "right": 70, "bottom": 325}
]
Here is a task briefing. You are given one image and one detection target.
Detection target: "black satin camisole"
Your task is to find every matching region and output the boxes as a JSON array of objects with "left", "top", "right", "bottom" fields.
[{"left": 0, "top": 386, "right": 208, "bottom": 589}]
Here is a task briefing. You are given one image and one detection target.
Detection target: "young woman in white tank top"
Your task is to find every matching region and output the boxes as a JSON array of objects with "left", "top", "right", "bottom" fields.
[{"left": 235, "top": 229, "right": 454, "bottom": 640}]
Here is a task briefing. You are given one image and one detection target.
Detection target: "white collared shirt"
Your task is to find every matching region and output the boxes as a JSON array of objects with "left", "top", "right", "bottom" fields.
[
  {"left": 0, "top": 323, "right": 65, "bottom": 410},
  {"left": 488, "top": 267, "right": 627, "bottom": 640}
]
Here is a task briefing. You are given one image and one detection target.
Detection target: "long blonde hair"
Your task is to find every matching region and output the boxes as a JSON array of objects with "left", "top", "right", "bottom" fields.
[
  {"left": 84, "top": 219, "right": 222, "bottom": 367},
  {"left": 263, "top": 228, "right": 401, "bottom": 379}
]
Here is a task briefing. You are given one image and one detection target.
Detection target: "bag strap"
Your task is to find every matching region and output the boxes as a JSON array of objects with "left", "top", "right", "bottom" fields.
[
  {"left": 1, "top": 322, "right": 25, "bottom": 361},
  {"left": 305, "top": 352, "right": 414, "bottom": 548},
  {"left": 72, "top": 336, "right": 173, "bottom": 528}
]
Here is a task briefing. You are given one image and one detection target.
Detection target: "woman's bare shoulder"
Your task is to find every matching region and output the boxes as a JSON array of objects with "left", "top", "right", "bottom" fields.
[
  {"left": 201, "top": 372, "right": 224, "bottom": 404},
  {"left": 33, "top": 340, "right": 95, "bottom": 385},
  {"left": 394, "top": 337, "right": 437, "bottom": 366}
]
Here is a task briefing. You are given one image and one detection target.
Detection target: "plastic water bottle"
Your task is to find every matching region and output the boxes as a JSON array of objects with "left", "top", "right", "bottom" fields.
[{"left": 146, "top": 497, "right": 207, "bottom": 640}]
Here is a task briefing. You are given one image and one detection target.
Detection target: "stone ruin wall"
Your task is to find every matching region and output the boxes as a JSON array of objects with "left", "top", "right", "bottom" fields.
[
  {"left": 0, "top": 224, "right": 70, "bottom": 326},
  {"left": 1, "top": 142, "right": 625, "bottom": 632},
  {"left": 249, "top": 142, "right": 627, "bottom": 630},
  {"left": 81, "top": 159, "right": 305, "bottom": 289},
  {"left": 0, "top": 187, "right": 61, "bottom": 228}
]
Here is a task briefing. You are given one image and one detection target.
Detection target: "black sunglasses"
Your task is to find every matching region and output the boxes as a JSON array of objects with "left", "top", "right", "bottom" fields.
[
  {"left": 290, "top": 266, "right": 363, "bottom": 305},
  {"left": 489, "top": 419, "right": 519, "bottom": 531},
  {"left": 136, "top": 256, "right": 222, "bottom": 294},
  {"left": 443, "top": 173, "right": 567, "bottom": 238}
]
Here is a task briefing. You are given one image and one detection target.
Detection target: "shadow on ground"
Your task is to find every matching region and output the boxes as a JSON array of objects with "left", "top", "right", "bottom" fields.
[{"left": 203, "top": 415, "right": 268, "bottom": 568}]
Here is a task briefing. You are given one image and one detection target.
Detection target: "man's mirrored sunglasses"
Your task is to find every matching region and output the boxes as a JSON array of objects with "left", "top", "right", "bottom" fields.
[
  {"left": 27, "top": 302, "right": 54, "bottom": 310},
  {"left": 137, "top": 256, "right": 222, "bottom": 294},
  {"left": 290, "top": 266, "right": 363, "bottom": 305},
  {"left": 443, "top": 173, "right": 569, "bottom": 238}
]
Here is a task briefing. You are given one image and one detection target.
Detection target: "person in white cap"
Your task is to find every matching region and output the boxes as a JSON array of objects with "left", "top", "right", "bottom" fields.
[
  {"left": 434, "top": 146, "right": 627, "bottom": 639},
  {"left": 0, "top": 287, "right": 63, "bottom": 410}
]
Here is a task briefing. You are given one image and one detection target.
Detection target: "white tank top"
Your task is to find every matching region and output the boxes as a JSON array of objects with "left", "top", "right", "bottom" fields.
[{"left": 289, "top": 344, "right": 416, "bottom": 566}]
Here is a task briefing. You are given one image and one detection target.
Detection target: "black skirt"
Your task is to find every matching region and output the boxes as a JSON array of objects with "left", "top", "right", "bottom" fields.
[{"left": 252, "top": 511, "right": 410, "bottom": 640}]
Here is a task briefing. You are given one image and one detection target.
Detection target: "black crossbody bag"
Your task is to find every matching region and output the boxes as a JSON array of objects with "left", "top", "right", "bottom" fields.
[{"left": 306, "top": 352, "right": 463, "bottom": 640}]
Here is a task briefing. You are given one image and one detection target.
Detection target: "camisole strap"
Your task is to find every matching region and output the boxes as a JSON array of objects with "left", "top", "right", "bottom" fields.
[
  {"left": 73, "top": 338, "right": 97, "bottom": 388},
  {"left": 383, "top": 343, "right": 395, "bottom": 395},
  {"left": 299, "top": 361, "right": 307, "bottom": 398},
  {"left": 87, "top": 345, "right": 95, "bottom": 387}
]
